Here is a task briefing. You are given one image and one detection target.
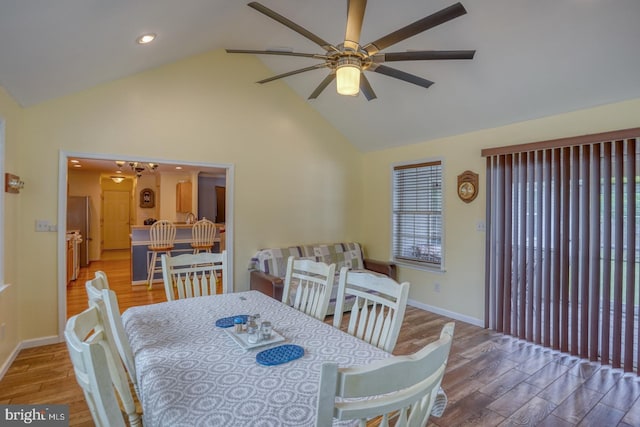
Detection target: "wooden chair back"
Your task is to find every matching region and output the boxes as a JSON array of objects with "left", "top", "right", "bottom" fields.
[
  {"left": 316, "top": 322, "right": 455, "bottom": 427},
  {"left": 191, "top": 218, "right": 217, "bottom": 253},
  {"left": 282, "top": 256, "right": 336, "bottom": 320},
  {"left": 161, "top": 251, "right": 228, "bottom": 301},
  {"left": 334, "top": 267, "right": 410, "bottom": 352},
  {"left": 149, "top": 220, "right": 176, "bottom": 249},
  {"left": 64, "top": 306, "right": 142, "bottom": 427}
]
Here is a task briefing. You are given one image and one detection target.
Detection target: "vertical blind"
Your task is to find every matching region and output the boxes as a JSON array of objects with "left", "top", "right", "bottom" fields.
[
  {"left": 392, "top": 161, "right": 443, "bottom": 268},
  {"left": 483, "top": 129, "right": 639, "bottom": 373}
]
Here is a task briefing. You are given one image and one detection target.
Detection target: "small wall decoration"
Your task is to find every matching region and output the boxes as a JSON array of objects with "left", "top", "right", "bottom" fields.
[
  {"left": 140, "top": 188, "right": 155, "bottom": 208},
  {"left": 457, "top": 170, "right": 479, "bottom": 203},
  {"left": 5, "top": 173, "right": 24, "bottom": 194}
]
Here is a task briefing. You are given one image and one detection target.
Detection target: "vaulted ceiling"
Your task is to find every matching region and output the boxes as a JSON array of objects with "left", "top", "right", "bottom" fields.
[{"left": 1, "top": 0, "right": 639, "bottom": 151}]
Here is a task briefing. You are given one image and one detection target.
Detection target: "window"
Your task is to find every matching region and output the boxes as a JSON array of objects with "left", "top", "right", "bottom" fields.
[{"left": 392, "top": 160, "right": 443, "bottom": 269}]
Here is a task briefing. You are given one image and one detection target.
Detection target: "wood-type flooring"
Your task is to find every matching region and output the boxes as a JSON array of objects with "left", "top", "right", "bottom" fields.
[{"left": 1, "top": 252, "right": 640, "bottom": 426}]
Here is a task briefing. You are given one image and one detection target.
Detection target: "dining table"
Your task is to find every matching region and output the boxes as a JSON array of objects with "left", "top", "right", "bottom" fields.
[{"left": 122, "top": 290, "right": 392, "bottom": 426}]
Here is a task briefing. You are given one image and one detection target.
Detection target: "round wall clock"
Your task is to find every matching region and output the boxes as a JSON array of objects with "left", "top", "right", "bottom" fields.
[{"left": 457, "top": 171, "right": 479, "bottom": 203}]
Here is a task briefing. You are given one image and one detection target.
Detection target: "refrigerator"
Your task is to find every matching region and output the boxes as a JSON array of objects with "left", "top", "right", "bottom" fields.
[{"left": 67, "top": 196, "right": 91, "bottom": 267}]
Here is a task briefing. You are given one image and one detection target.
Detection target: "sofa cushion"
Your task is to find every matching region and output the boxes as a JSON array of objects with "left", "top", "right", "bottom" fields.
[
  {"left": 312, "top": 243, "right": 364, "bottom": 271},
  {"left": 248, "top": 246, "right": 304, "bottom": 278},
  {"left": 248, "top": 242, "right": 364, "bottom": 278}
]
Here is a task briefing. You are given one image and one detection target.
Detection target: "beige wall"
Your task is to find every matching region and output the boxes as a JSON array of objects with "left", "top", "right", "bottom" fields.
[
  {"left": 0, "top": 87, "right": 23, "bottom": 371},
  {"left": 135, "top": 174, "right": 159, "bottom": 225},
  {"left": 12, "top": 49, "right": 361, "bottom": 343},
  {"left": 359, "top": 98, "right": 640, "bottom": 323}
]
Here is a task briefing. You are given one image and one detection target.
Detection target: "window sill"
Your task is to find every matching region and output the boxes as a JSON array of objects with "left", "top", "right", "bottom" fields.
[{"left": 393, "top": 260, "right": 446, "bottom": 274}]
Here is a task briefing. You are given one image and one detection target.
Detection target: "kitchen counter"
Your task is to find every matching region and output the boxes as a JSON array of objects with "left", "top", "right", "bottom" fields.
[
  {"left": 130, "top": 223, "right": 224, "bottom": 285},
  {"left": 130, "top": 223, "right": 203, "bottom": 230}
]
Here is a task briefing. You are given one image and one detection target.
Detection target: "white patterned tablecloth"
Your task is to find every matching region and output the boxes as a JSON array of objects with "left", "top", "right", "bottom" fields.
[{"left": 122, "top": 291, "right": 391, "bottom": 427}]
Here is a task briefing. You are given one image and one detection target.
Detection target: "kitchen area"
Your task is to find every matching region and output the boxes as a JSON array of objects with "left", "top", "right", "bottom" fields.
[
  {"left": 66, "top": 196, "right": 90, "bottom": 284},
  {"left": 66, "top": 159, "right": 227, "bottom": 286}
]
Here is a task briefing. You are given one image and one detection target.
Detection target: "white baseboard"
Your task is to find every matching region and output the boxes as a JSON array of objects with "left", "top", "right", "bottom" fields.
[
  {"left": 20, "top": 335, "right": 62, "bottom": 349},
  {"left": 0, "top": 335, "right": 62, "bottom": 381},
  {"left": 0, "top": 342, "right": 21, "bottom": 380},
  {"left": 407, "top": 299, "right": 484, "bottom": 327}
]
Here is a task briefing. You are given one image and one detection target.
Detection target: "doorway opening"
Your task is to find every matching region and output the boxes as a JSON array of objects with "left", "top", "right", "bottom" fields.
[{"left": 57, "top": 151, "right": 234, "bottom": 339}]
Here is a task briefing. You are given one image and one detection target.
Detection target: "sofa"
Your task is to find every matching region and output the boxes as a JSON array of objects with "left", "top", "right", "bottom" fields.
[{"left": 248, "top": 242, "right": 397, "bottom": 315}]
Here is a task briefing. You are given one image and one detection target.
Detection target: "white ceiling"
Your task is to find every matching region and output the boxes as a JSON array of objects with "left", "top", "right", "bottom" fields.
[{"left": 1, "top": 0, "right": 639, "bottom": 152}]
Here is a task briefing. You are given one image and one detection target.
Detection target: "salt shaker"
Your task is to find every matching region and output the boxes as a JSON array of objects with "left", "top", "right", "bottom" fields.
[
  {"left": 246, "top": 320, "right": 259, "bottom": 344},
  {"left": 260, "top": 321, "right": 272, "bottom": 341},
  {"left": 233, "top": 317, "right": 244, "bottom": 333}
]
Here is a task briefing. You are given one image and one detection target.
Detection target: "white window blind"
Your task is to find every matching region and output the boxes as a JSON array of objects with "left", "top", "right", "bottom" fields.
[{"left": 392, "top": 161, "right": 443, "bottom": 268}]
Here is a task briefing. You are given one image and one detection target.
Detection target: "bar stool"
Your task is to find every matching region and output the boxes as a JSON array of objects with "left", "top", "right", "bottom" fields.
[
  {"left": 191, "top": 218, "right": 217, "bottom": 254},
  {"left": 147, "top": 220, "right": 176, "bottom": 289}
]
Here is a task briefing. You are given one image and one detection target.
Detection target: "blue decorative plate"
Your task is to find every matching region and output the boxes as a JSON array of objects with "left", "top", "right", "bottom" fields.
[
  {"left": 256, "top": 344, "right": 304, "bottom": 366},
  {"left": 215, "top": 315, "right": 249, "bottom": 328}
]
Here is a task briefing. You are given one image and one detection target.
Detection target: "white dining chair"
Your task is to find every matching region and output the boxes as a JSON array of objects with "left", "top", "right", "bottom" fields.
[
  {"left": 161, "top": 251, "right": 228, "bottom": 301},
  {"left": 316, "top": 322, "right": 455, "bottom": 427},
  {"left": 281, "top": 256, "right": 336, "bottom": 320},
  {"left": 85, "top": 271, "right": 109, "bottom": 301},
  {"left": 65, "top": 305, "right": 142, "bottom": 427},
  {"left": 95, "top": 270, "right": 110, "bottom": 289},
  {"left": 333, "top": 267, "right": 410, "bottom": 353},
  {"left": 85, "top": 275, "right": 139, "bottom": 398}
]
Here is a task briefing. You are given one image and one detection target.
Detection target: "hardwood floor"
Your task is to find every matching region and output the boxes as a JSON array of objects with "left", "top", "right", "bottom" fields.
[{"left": 2, "top": 254, "right": 640, "bottom": 426}]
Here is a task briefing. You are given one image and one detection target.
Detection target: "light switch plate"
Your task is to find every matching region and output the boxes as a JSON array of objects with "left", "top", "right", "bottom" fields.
[{"left": 35, "top": 220, "right": 49, "bottom": 232}]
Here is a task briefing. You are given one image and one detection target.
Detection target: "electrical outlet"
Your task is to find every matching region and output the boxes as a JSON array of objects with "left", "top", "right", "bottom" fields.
[
  {"left": 35, "top": 220, "right": 50, "bottom": 232},
  {"left": 476, "top": 220, "right": 486, "bottom": 232},
  {"left": 434, "top": 283, "right": 441, "bottom": 293}
]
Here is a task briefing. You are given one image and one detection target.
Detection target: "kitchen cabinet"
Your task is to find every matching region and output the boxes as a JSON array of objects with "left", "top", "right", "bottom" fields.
[{"left": 176, "top": 181, "right": 192, "bottom": 213}]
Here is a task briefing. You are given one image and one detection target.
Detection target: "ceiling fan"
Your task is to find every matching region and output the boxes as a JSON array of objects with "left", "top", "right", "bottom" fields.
[{"left": 226, "top": 1, "right": 475, "bottom": 100}]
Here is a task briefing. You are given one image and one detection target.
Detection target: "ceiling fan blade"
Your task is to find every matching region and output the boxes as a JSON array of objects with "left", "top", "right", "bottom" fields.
[
  {"left": 308, "top": 73, "right": 336, "bottom": 99},
  {"left": 248, "top": 2, "right": 337, "bottom": 52},
  {"left": 344, "top": 0, "right": 367, "bottom": 51},
  {"left": 363, "top": 2, "right": 467, "bottom": 55},
  {"left": 257, "top": 63, "right": 329, "bottom": 84},
  {"left": 370, "top": 64, "right": 434, "bottom": 89},
  {"left": 378, "top": 50, "right": 475, "bottom": 62},
  {"left": 359, "top": 73, "right": 377, "bottom": 101},
  {"left": 226, "top": 49, "right": 328, "bottom": 60}
]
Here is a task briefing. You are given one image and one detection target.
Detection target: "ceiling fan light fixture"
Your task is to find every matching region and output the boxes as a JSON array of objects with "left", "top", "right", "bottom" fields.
[{"left": 336, "top": 57, "right": 361, "bottom": 96}]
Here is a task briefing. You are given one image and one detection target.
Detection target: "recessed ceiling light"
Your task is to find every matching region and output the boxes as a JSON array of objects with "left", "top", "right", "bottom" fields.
[
  {"left": 70, "top": 159, "right": 79, "bottom": 163},
  {"left": 175, "top": 166, "right": 183, "bottom": 170},
  {"left": 136, "top": 33, "right": 156, "bottom": 45}
]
